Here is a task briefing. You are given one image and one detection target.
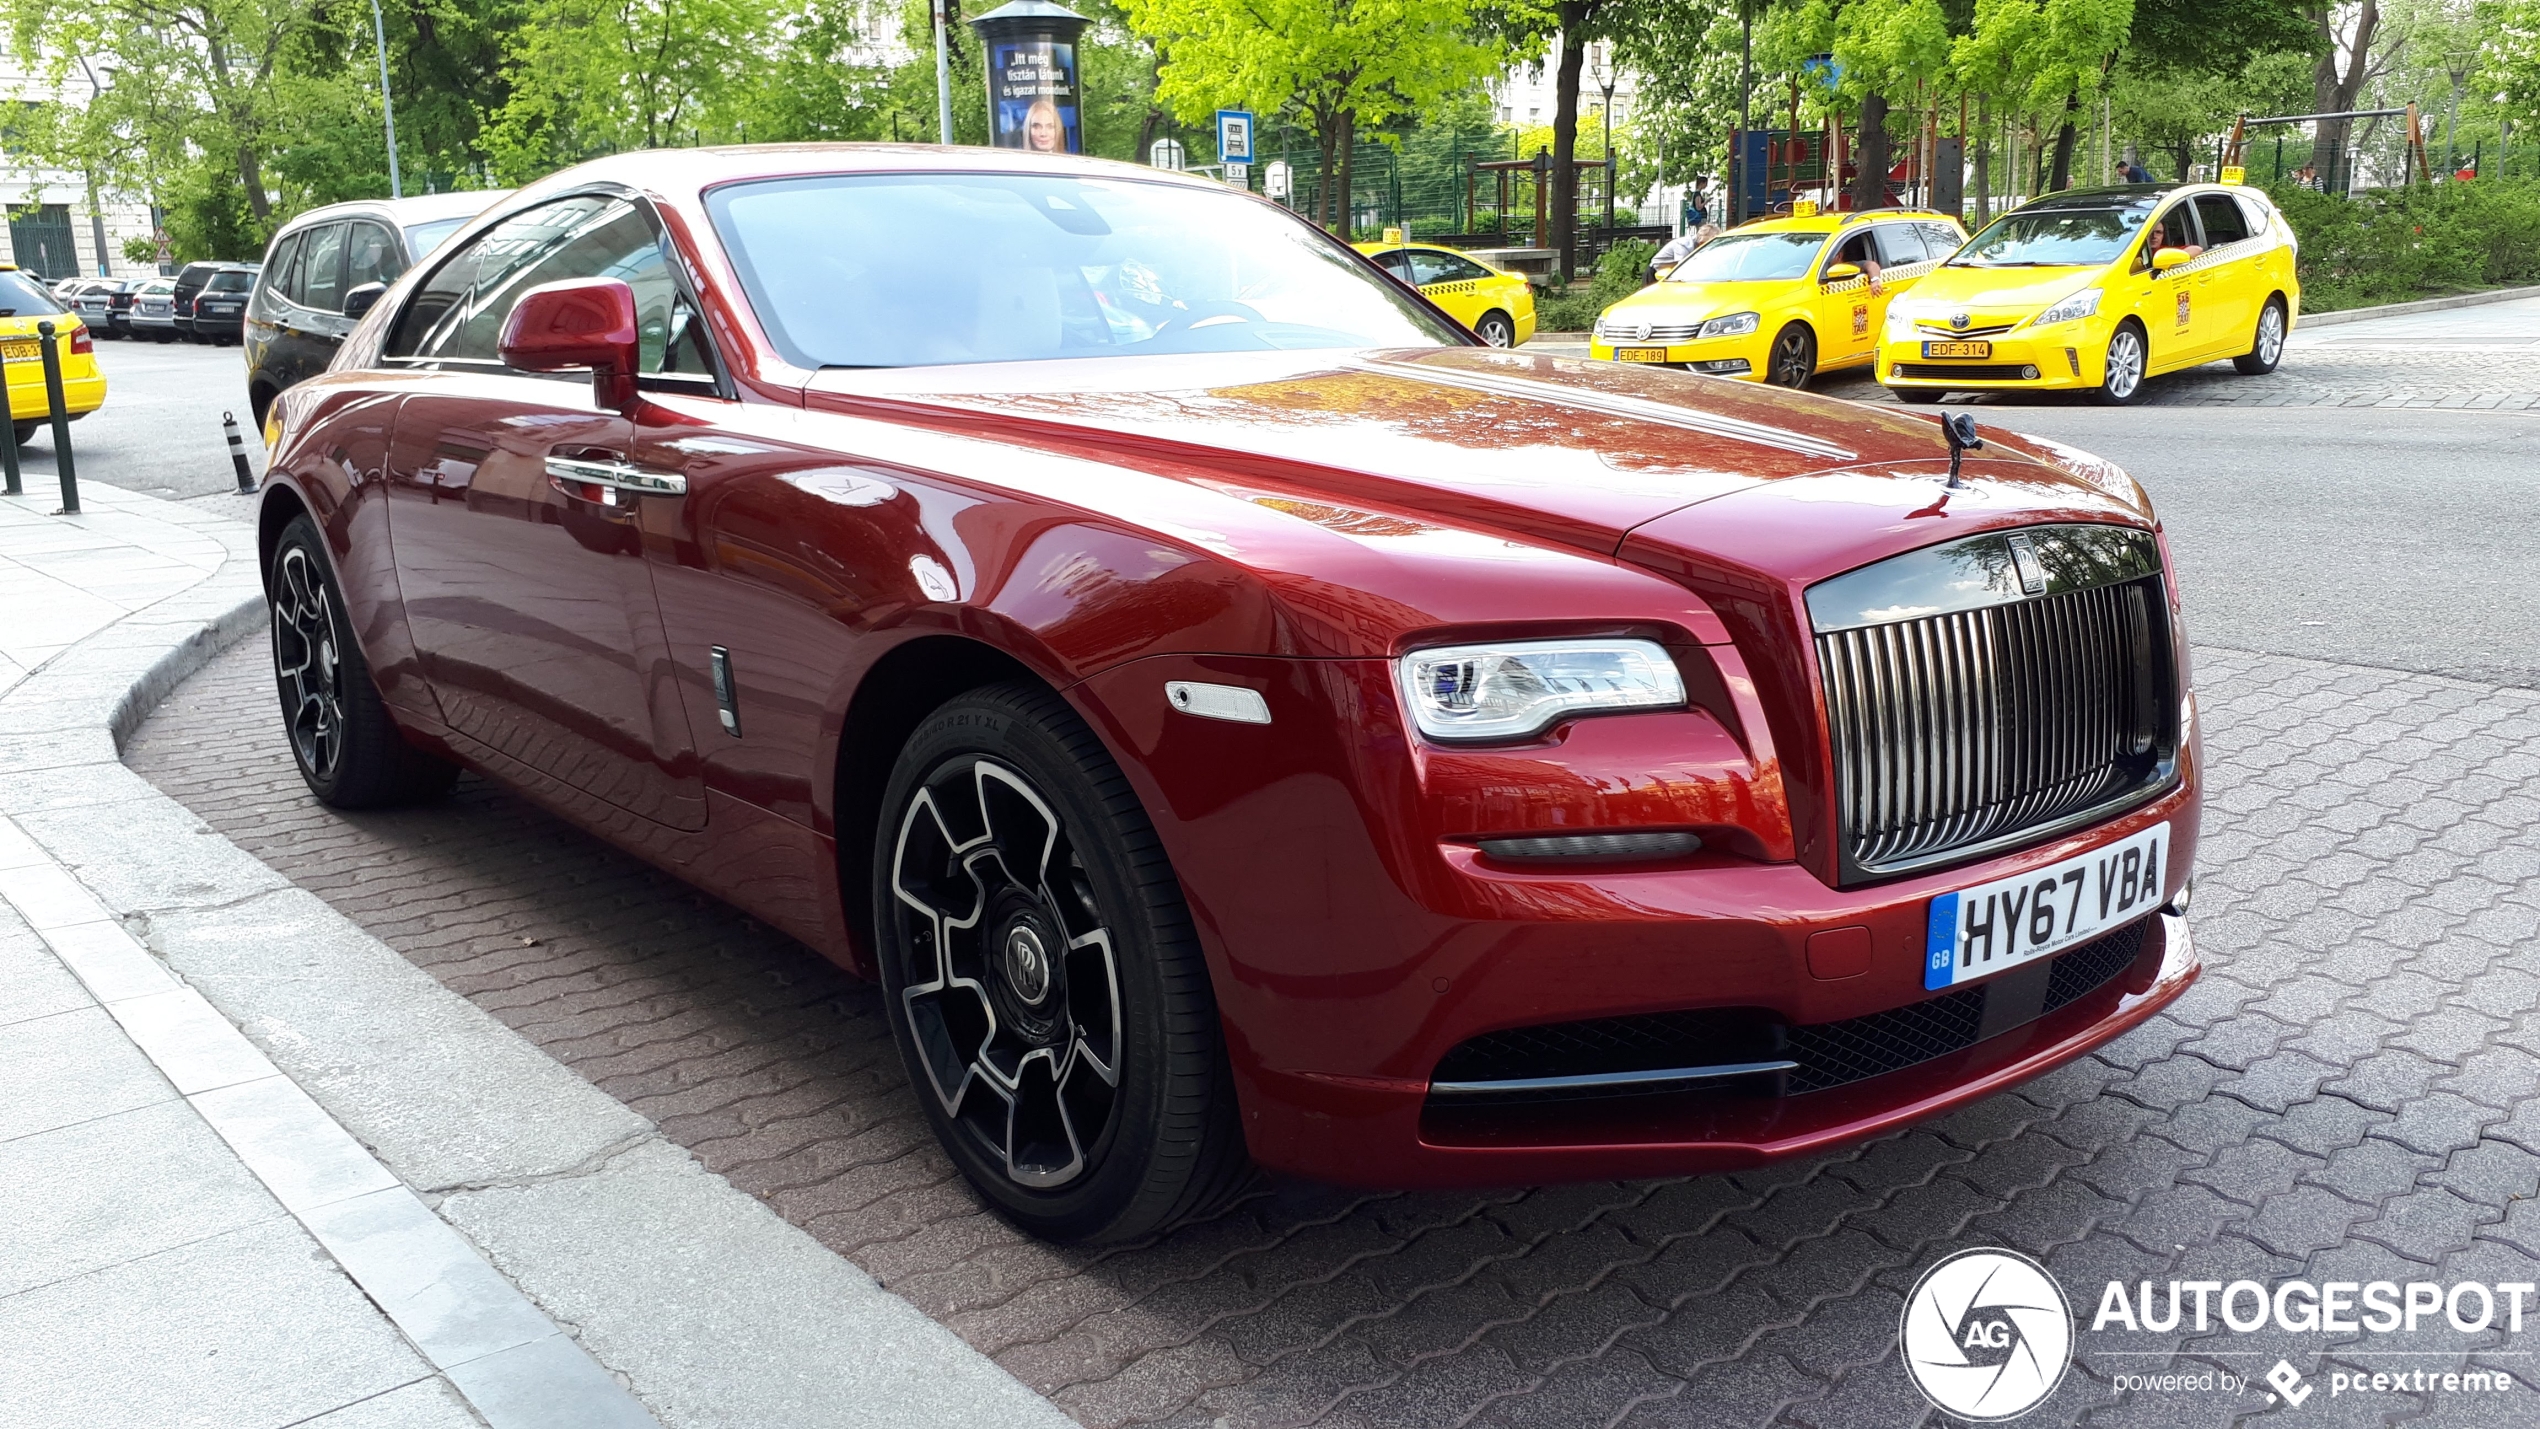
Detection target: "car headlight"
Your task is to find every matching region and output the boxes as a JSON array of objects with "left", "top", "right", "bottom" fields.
[
  {"left": 1698, "top": 311, "right": 1759, "bottom": 339},
  {"left": 2031, "top": 289, "right": 2102, "bottom": 326},
  {"left": 1396, "top": 639, "right": 1685, "bottom": 743}
]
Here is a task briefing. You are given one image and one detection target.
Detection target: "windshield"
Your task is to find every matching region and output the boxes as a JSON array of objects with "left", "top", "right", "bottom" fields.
[
  {"left": 0, "top": 271, "right": 65, "bottom": 317},
  {"left": 406, "top": 218, "right": 468, "bottom": 257},
  {"left": 707, "top": 172, "right": 1462, "bottom": 368},
  {"left": 207, "top": 271, "right": 256, "bottom": 292},
  {"left": 1952, "top": 206, "right": 2151, "bottom": 267},
  {"left": 1664, "top": 231, "right": 1826, "bottom": 284}
]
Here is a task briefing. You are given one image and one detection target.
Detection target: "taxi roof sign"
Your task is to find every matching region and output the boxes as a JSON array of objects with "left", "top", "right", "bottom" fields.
[
  {"left": 2220, "top": 166, "right": 2247, "bottom": 185},
  {"left": 1791, "top": 199, "right": 1820, "bottom": 218}
]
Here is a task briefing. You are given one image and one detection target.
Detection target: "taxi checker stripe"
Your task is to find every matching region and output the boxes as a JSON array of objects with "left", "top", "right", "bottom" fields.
[
  {"left": 1822, "top": 258, "right": 1937, "bottom": 296},
  {"left": 2166, "top": 236, "right": 2266, "bottom": 278},
  {"left": 1353, "top": 358, "right": 1859, "bottom": 462}
]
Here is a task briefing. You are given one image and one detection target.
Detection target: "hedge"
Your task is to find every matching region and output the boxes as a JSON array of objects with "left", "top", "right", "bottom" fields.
[{"left": 2271, "top": 178, "right": 2540, "bottom": 312}]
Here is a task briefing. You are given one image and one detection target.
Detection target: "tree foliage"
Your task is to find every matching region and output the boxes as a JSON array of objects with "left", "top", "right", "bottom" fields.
[{"left": 1122, "top": 0, "right": 1509, "bottom": 230}]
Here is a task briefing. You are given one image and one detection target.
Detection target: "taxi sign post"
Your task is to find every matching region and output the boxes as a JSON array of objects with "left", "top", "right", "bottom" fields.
[{"left": 1216, "top": 110, "right": 1254, "bottom": 165}]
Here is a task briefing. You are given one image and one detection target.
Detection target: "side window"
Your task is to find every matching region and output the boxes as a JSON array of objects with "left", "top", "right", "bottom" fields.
[
  {"left": 1372, "top": 250, "right": 1413, "bottom": 280},
  {"left": 1431, "top": 254, "right": 1493, "bottom": 284},
  {"left": 1830, "top": 230, "right": 1877, "bottom": 270},
  {"left": 1407, "top": 251, "right": 1462, "bottom": 286},
  {"left": 264, "top": 233, "right": 304, "bottom": 307},
  {"left": 300, "top": 224, "right": 347, "bottom": 313},
  {"left": 345, "top": 222, "right": 404, "bottom": 291},
  {"left": 2194, "top": 194, "right": 2251, "bottom": 246},
  {"left": 1873, "top": 223, "right": 1930, "bottom": 266},
  {"left": 2236, "top": 194, "right": 2275, "bottom": 237},
  {"left": 388, "top": 194, "right": 713, "bottom": 378},
  {"left": 2138, "top": 203, "right": 2199, "bottom": 270}
]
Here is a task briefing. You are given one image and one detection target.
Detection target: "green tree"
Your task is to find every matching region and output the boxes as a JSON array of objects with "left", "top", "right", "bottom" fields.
[
  {"left": 1123, "top": 0, "right": 1508, "bottom": 232},
  {"left": 483, "top": 0, "right": 775, "bottom": 180}
]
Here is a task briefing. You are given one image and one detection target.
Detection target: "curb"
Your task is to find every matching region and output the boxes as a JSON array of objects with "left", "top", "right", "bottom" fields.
[
  {"left": 2297, "top": 283, "right": 2540, "bottom": 329},
  {"left": 0, "top": 491, "right": 1075, "bottom": 1429}
]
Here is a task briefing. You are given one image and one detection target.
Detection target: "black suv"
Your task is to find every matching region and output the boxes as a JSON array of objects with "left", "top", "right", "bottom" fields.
[
  {"left": 244, "top": 190, "right": 506, "bottom": 424},
  {"left": 171, "top": 261, "right": 258, "bottom": 343},
  {"left": 188, "top": 265, "right": 260, "bottom": 343}
]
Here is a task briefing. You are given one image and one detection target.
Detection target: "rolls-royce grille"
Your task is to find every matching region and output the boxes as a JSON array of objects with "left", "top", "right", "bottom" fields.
[{"left": 1809, "top": 525, "right": 2177, "bottom": 881}]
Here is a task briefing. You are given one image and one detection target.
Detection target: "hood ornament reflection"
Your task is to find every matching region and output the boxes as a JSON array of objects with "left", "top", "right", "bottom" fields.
[{"left": 1941, "top": 411, "right": 1982, "bottom": 490}]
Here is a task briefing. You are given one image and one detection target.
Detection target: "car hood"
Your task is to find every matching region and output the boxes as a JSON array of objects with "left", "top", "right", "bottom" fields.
[
  {"left": 1903, "top": 265, "right": 2105, "bottom": 317},
  {"left": 1603, "top": 282, "right": 1788, "bottom": 325}
]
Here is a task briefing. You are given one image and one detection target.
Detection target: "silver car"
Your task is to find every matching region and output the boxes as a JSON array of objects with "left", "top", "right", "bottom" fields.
[{"left": 127, "top": 278, "right": 179, "bottom": 341}]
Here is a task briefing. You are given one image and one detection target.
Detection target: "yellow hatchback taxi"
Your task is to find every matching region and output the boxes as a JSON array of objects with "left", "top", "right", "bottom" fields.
[
  {"left": 0, "top": 264, "right": 106, "bottom": 443},
  {"left": 1878, "top": 183, "right": 2299, "bottom": 405},
  {"left": 1589, "top": 206, "right": 1966, "bottom": 387},
  {"left": 1355, "top": 237, "right": 1537, "bottom": 347}
]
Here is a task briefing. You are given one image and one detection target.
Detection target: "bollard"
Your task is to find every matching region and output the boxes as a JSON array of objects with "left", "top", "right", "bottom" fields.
[
  {"left": 223, "top": 411, "right": 258, "bottom": 494},
  {"left": 0, "top": 410, "right": 17, "bottom": 498},
  {"left": 34, "top": 320, "right": 76, "bottom": 515}
]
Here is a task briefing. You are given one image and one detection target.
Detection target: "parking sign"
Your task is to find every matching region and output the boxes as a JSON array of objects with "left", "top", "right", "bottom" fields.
[{"left": 1216, "top": 110, "right": 1254, "bottom": 164}]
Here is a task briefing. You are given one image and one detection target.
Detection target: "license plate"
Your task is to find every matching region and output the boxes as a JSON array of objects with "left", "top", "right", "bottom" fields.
[
  {"left": 1924, "top": 823, "right": 2169, "bottom": 990},
  {"left": 1922, "top": 340, "right": 1992, "bottom": 358},
  {"left": 0, "top": 339, "right": 37, "bottom": 362},
  {"left": 1614, "top": 346, "right": 1671, "bottom": 363}
]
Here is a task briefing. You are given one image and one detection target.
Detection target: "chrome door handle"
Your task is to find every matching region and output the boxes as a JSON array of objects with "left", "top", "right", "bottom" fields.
[{"left": 544, "top": 454, "right": 687, "bottom": 498}]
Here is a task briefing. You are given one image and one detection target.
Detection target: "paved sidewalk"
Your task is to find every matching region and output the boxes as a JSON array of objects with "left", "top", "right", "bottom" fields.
[{"left": 0, "top": 483, "right": 1070, "bottom": 1427}]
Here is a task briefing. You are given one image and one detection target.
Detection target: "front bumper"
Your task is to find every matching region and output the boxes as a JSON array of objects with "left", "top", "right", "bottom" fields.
[
  {"left": 1589, "top": 329, "right": 1770, "bottom": 379},
  {"left": 1079, "top": 651, "right": 2201, "bottom": 1189},
  {"left": 1878, "top": 320, "right": 2102, "bottom": 389}
]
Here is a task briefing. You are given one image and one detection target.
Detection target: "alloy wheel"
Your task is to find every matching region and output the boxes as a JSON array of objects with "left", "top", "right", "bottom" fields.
[
  {"left": 271, "top": 546, "right": 346, "bottom": 782},
  {"left": 1770, "top": 327, "right": 1815, "bottom": 387},
  {"left": 1476, "top": 313, "right": 1515, "bottom": 347},
  {"left": 2256, "top": 305, "right": 2284, "bottom": 365},
  {"left": 890, "top": 757, "right": 1122, "bottom": 1189},
  {"left": 2105, "top": 329, "right": 2144, "bottom": 401}
]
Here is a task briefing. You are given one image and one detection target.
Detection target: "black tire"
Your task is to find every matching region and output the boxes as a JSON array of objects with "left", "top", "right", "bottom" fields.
[
  {"left": 1767, "top": 323, "right": 1816, "bottom": 388},
  {"left": 2088, "top": 322, "right": 2149, "bottom": 406},
  {"left": 1891, "top": 385, "right": 1946, "bottom": 404},
  {"left": 1473, "top": 310, "right": 1517, "bottom": 347},
  {"left": 267, "top": 515, "right": 459, "bottom": 808},
  {"left": 2233, "top": 296, "right": 2288, "bottom": 375},
  {"left": 11, "top": 423, "right": 33, "bottom": 446},
  {"left": 874, "top": 682, "right": 1251, "bottom": 1243}
]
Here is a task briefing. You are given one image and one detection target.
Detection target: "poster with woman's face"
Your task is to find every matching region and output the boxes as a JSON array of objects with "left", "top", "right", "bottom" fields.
[{"left": 988, "top": 39, "right": 1081, "bottom": 153}]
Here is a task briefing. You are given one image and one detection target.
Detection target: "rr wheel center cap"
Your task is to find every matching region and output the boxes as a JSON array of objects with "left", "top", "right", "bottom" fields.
[{"left": 1003, "top": 923, "right": 1052, "bottom": 1005}]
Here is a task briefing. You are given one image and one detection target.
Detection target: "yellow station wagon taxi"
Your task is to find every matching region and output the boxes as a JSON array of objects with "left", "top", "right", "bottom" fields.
[
  {"left": 1877, "top": 183, "right": 2299, "bottom": 405},
  {"left": 1589, "top": 206, "right": 1967, "bottom": 387},
  {"left": 1355, "top": 237, "right": 1537, "bottom": 347},
  {"left": 0, "top": 264, "right": 106, "bottom": 442}
]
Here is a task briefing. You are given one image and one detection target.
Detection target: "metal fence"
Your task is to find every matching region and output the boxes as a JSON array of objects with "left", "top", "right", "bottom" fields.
[{"left": 1198, "top": 128, "right": 1660, "bottom": 255}]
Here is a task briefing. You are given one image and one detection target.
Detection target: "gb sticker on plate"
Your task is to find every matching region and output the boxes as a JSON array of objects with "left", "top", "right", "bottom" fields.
[{"left": 1924, "top": 823, "right": 2170, "bottom": 990}]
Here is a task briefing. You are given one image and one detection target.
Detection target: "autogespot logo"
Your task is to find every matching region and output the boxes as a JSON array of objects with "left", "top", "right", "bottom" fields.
[{"left": 1901, "top": 1248, "right": 2075, "bottom": 1420}]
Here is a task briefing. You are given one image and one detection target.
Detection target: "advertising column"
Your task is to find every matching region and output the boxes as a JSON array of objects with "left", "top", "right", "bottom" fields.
[{"left": 969, "top": 0, "right": 1092, "bottom": 154}]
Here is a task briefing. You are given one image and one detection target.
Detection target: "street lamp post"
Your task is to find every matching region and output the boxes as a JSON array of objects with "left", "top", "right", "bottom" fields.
[
  {"left": 1588, "top": 41, "right": 1617, "bottom": 243},
  {"left": 934, "top": 0, "right": 956, "bottom": 144},
  {"left": 368, "top": 0, "right": 402, "bottom": 197}
]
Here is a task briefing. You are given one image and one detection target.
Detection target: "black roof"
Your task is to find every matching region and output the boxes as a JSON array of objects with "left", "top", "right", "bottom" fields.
[{"left": 2017, "top": 183, "right": 2177, "bottom": 210}]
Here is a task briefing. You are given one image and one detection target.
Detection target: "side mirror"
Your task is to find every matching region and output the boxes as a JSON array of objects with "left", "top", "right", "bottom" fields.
[
  {"left": 1823, "top": 262, "right": 1861, "bottom": 282},
  {"left": 343, "top": 282, "right": 387, "bottom": 320},
  {"left": 2150, "top": 247, "right": 2191, "bottom": 272},
  {"left": 498, "top": 277, "right": 641, "bottom": 412}
]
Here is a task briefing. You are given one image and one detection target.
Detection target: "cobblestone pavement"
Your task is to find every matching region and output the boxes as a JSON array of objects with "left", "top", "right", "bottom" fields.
[
  {"left": 124, "top": 636, "right": 2540, "bottom": 1427},
  {"left": 1806, "top": 347, "right": 2540, "bottom": 410}
]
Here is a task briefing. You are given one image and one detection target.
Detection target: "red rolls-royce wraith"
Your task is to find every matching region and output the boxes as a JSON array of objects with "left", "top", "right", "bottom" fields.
[{"left": 258, "top": 146, "right": 2200, "bottom": 1243}]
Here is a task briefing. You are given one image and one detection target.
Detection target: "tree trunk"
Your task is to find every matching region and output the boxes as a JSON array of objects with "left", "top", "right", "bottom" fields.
[
  {"left": 1852, "top": 92, "right": 1889, "bottom": 209},
  {"left": 2310, "top": 0, "right": 2379, "bottom": 187},
  {"left": 2046, "top": 98, "right": 2080, "bottom": 191},
  {"left": 1336, "top": 110, "right": 1356, "bottom": 236},
  {"left": 1972, "top": 98, "right": 1990, "bottom": 224},
  {"left": 1316, "top": 119, "right": 1339, "bottom": 228},
  {"left": 1135, "top": 47, "right": 1164, "bottom": 165},
  {"left": 236, "top": 144, "right": 271, "bottom": 221},
  {"left": 1550, "top": 10, "right": 1588, "bottom": 282}
]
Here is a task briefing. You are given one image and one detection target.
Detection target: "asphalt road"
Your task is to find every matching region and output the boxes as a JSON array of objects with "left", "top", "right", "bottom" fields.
[{"left": 65, "top": 306, "right": 2540, "bottom": 689}]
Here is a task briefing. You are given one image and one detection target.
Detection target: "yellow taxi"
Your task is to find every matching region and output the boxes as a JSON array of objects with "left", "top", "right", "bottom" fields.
[
  {"left": 1355, "top": 235, "right": 1537, "bottom": 347},
  {"left": 1, "top": 264, "right": 106, "bottom": 442},
  {"left": 1589, "top": 205, "right": 1967, "bottom": 387},
  {"left": 1877, "top": 182, "right": 2300, "bottom": 405}
]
